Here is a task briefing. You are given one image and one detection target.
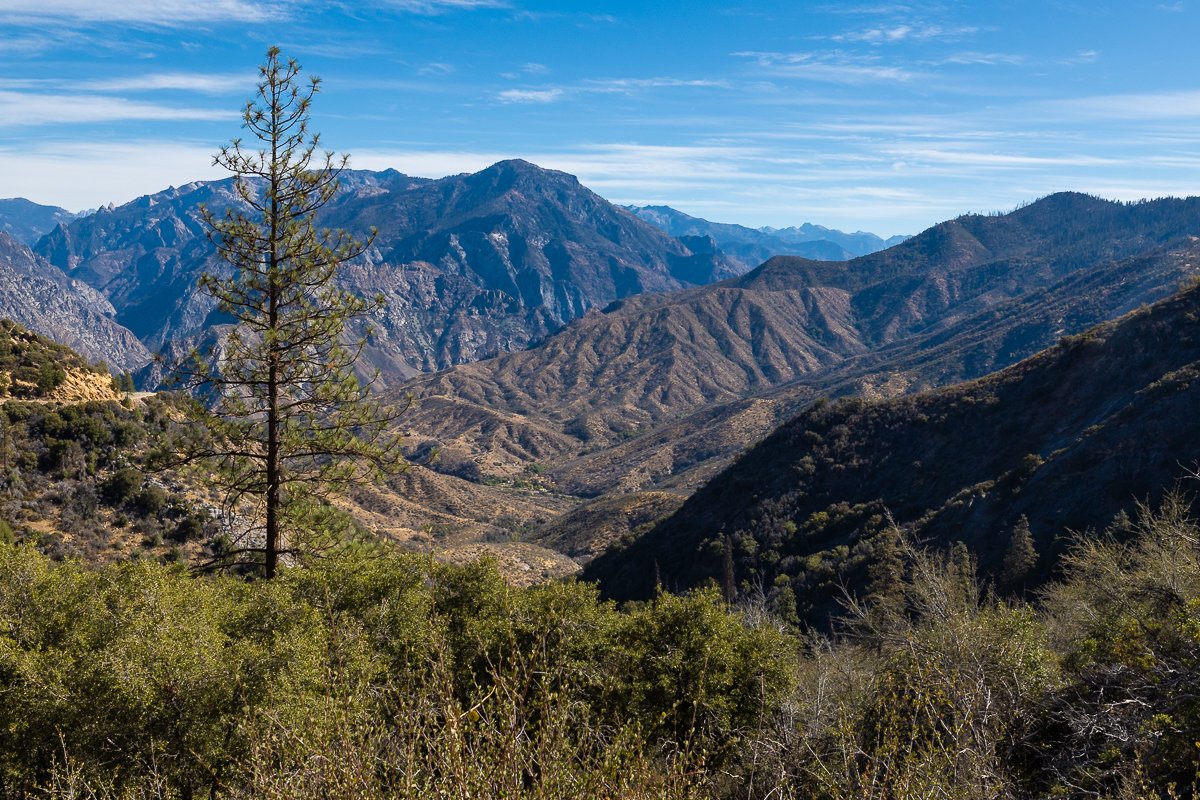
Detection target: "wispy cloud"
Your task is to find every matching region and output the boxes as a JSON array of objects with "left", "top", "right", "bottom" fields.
[
  {"left": 815, "top": 4, "right": 918, "bottom": 15},
  {"left": 380, "top": 0, "right": 507, "bottom": 12},
  {"left": 831, "top": 23, "right": 977, "bottom": 44},
  {"left": 0, "top": 31, "right": 58, "bottom": 53},
  {"left": 79, "top": 72, "right": 254, "bottom": 93},
  {"left": 885, "top": 146, "right": 1119, "bottom": 169},
  {"left": 1048, "top": 90, "right": 1200, "bottom": 120},
  {"left": 493, "top": 76, "right": 730, "bottom": 105},
  {"left": 509, "top": 10, "right": 617, "bottom": 24},
  {"left": 1059, "top": 49, "right": 1100, "bottom": 65},
  {"left": 0, "top": 0, "right": 280, "bottom": 25},
  {"left": 0, "top": 0, "right": 506, "bottom": 26},
  {"left": 417, "top": 62, "right": 455, "bottom": 76},
  {"left": 0, "top": 90, "right": 235, "bottom": 126},
  {"left": 496, "top": 88, "right": 563, "bottom": 104},
  {"left": 735, "top": 50, "right": 920, "bottom": 83},
  {"left": 936, "top": 52, "right": 1025, "bottom": 66},
  {"left": 499, "top": 62, "right": 550, "bottom": 79},
  {"left": 584, "top": 77, "right": 731, "bottom": 92}
]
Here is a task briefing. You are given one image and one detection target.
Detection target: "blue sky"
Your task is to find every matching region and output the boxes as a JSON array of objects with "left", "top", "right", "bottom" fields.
[{"left": 1, "top": 1, "right": 1198, "bottom": 236}]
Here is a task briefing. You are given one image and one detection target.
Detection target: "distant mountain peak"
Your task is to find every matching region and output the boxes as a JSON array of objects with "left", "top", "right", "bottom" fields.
[
  {"left": 626, "top": 204, "right": 905, "bottom": 266},
  {"left": 33, "top": 161, "right": 745, "bottom": 381},
  {"left": 468, "top": 159, "right": 582, "bottom": 191},
  {"left": 0, "top": 198, "right": 78, "bottom": 246}
]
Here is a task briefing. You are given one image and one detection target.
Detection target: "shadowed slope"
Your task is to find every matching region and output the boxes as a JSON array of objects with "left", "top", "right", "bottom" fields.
[{"left": 585, "top": 282, "right": 1200, "bottom": 626}]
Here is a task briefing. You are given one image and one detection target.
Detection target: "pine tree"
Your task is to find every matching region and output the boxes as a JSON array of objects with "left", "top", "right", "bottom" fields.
[
  {"left": 721, "top": 534, "right": 736, "bottom": 605},
  {"left": 1000, "top": 515, "right": 1038, "bottom": 593},
  {"left": 179, "top": 47, "right": 403, "bottom": 578}
]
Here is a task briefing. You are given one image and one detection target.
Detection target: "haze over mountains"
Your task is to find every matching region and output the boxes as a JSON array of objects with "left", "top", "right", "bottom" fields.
[{"left": 628, "top": 204, "right": 908, "bottom": 266}]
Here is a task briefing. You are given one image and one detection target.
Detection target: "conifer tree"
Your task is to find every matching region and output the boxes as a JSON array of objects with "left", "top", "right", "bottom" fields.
[
  {"left": 721, "top": 534, "right": 736, "bottom": 604},
  {"left": 1000, "top": 515, "right": 1038, "bottom": 593},
  {"left": 181, "top": 47, "right": 402, "bottom": 578}
]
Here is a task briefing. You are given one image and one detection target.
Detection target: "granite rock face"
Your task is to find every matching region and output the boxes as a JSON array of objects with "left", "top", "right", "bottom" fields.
[
  {"left": 37, "top": 160, "right": 745, "bottom": 384},
  {"left": 0, "top": 233, "right": 149, "bottom": 371}
]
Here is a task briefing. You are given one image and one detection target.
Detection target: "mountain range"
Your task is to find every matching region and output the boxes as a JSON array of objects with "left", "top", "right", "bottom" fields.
[
  {"left": 628, "top": 204, "right": 908, "bottom": 266},
  {"left": 31, "top": 160, "right": 745, "bottom": 385},
  {"left": 5, "top": 162, "right": 1200, "bottom": 602},
  {"left": 0, "top": 198, "right": 77, "bottom": 246},
  {"left": 395, "top": 192, "right": 1200, "bottom": 500},
  {"left": 0, "top": 233, "right": 149, "bottom": 370}
]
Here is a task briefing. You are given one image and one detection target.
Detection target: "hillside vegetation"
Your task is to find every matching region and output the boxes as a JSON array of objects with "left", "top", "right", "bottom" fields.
[
  {"left": 2, "top": 495, "right": 1198, "bottom": 798},
  {"left": 587, "top": 280, "right": 1200, "bottom": 628}
]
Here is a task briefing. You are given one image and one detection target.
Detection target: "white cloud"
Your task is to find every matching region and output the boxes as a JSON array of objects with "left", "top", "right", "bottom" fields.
[
  {"left": 0, "top": 90, "right": 235, "bottom": 126},
  {"left": 585, "top": 77, "right": 731, "bottom": 91},
  {"left": 0, "top": 31, "right": 57, "bottom": 53},
  {"left": 0, "top": 0, "right": 505, "bottom": 26},
  {"left": 832, "top": 23, "right": 977, "bottom": 44},
  {"left": 80, "top": 72, "right": 255, "bottom": 93},
  {"left": 0, "top": 141, "right": 225, "bottom": 210},
  {"left": 937, "top": 52, "right": 1025, "bottom": 66},
  {"left": 417, "top": 62, "right": 456, "bottom": 77},
  {"left": 884, "top": 146, "right": 1119, "bottom": 169},
  {"left": 379, "top": 0, "right": 507, "bottom": 12},
  {"left": 1049, "top": 90, "right": 1200, "bottom": 120},
  {"left": 496, "top": 88, "right": 564, "bottom": 103},
  {"left": 1059, "top": 49, "right": 1100, "bottom": 65},
  {"left": 734, "top": 51, "right": 920, "bottom": 83},
  {"left": 0, "top": 0, "right": 280, "bottom": 25}
]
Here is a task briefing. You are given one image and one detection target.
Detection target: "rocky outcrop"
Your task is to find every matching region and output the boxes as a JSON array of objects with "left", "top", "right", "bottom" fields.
[{"left": 0, "top": 233, "right": 150, "bottom": 371}]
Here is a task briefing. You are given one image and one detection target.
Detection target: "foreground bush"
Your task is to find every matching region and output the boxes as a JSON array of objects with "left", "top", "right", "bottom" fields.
[
  {"left": 0, "top": 548, "right": 789, "bottom": 799},
  {"left": 3, "top": 494, "right": 1200, "bottom": 798}
]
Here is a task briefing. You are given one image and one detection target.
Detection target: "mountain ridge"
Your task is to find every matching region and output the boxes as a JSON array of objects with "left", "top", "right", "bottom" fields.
[
  {"left": 392, "top": 192, "right": 1200, "bottom": 498},
  {"left": 0, "top": 232, "right": 150, "bottom": 371},
  {"left": 35, "top": 160, "right": 746, "bottom": 385},
  {"left": 0, "top": 198, "right": 77, "bottom": 246},
  {"left": 627, "top": 203, "right": 907, "bottom": 267},
  {"left": 584, "top": 279, "right": 1200, "bottom": 624}
]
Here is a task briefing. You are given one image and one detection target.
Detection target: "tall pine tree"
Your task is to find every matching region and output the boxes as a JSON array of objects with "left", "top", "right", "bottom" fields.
[{"left": 180, "top": 47, "right": 402, "bottom": 578}]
